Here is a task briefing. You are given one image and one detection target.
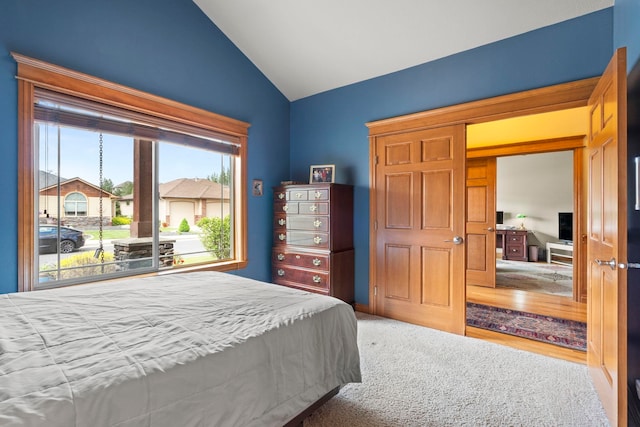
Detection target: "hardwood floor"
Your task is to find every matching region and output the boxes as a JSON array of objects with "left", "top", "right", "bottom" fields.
[{"left": 466, "top": 284, "right": 587, "bottom": 364}]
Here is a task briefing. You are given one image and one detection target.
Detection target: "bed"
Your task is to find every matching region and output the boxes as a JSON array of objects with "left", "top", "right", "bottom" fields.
[{"left": 0, "top": 271, "right": 361, "bottom": 426}]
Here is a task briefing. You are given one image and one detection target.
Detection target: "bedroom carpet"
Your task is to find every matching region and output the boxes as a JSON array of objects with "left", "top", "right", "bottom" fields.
[
  {"left": 496, "top": 259, "right": 573, "bottom": 297},
  {"left": 304, "top": 312, "right": 608, "bottom": 427},
  {"left": 466, "top": 302, "right": 587, "bottom": 351}
]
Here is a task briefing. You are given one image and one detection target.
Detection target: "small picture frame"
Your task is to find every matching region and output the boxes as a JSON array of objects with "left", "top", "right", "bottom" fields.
[
  {"left": 309, "top": 164, "right": 335, "bottom": 183},
  {"left": 252, "top": 179, "right": 263, "bottom": 196}
]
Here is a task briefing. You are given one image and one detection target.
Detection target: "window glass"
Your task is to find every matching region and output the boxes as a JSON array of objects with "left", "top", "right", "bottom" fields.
[
  {"left": 158, "top": 141, "right": 234, "bottom": 266},
  {"left": 15, "top": 54, "right": 249, "bottom": 292},
  {"left": 63, "top": 192, "right": 88, "bottom": 216},
  {"left": 35, "top": 97, "right": 238, "bottom": 289}
]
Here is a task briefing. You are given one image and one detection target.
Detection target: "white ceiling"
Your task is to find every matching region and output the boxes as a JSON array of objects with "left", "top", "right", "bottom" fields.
[{"left": 193, "top": 0, "right": 613, "bottom": 101}]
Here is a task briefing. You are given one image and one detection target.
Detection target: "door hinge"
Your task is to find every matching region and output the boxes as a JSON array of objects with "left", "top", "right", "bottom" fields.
[
  {"left": 374, "top": 286, "right": 377, "bottom": 296},
  {"left": 374, "top": 220, "right": 378, "bottom": 231},
  {"left": 375, "top": 155, "right": 379, "bottom": 165}
]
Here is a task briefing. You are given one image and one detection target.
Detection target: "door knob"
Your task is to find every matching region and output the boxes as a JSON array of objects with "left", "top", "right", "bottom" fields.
[
  {"left": 485, "top": 227, "right": 495, "bottom": 232},
  {"left": 444, "top": 236, "right": 464, "bottom": 245},
  {"left": 595, "top": 258, "right": 616, "bottom": 270},
  {"left": 618, "top": 262, "right": 640, "bottom": 269}
]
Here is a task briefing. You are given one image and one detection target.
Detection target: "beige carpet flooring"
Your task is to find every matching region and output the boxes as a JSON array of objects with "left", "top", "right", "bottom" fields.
[{"left": 305, "top": 312, "right": 608, "bottom": 427}]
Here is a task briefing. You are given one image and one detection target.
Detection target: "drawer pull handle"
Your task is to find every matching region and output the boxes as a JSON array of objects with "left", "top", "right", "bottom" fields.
[
  {"left": 277, "top": 269, "right": 285, "bottom": 276},
  {"left": 278, "top": 233, "right": 286, "bottom": 241},
  {"left": 296, "top": 192, "right": 303, "bottom": 199},
  {"left": 312, "top": 258, "right": 321, "bottom": 266},
  {"left": 312, "top": 275, "right": 321, "bottom": 283},
  {"left": 309, "top": 204, "right": 317, "bottom": 212},
  {"left": 282, "top": 204, "right": 289, "bottom": 212},
  {"left": 314, "top": 191, "right": 322, "bottom": 199},
  {"left": 278, "top": 218, "right": 286, "bottom": 226},
  {"left": 278, "top": 193, "right": 285, "bottom": 199},
  {"left": 277, "top": 253, "right": 285, "bottom": 261},
  {"left": 313, "top": 236, "right": 322, "bottom": 245},
  {"left": 313, "top": 219, "right": 322, "bottom": 228}
]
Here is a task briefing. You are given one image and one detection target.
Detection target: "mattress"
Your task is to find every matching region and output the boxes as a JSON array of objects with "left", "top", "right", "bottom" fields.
[{"left": 0, "top": 271, "right": 361, "bottom": 426}]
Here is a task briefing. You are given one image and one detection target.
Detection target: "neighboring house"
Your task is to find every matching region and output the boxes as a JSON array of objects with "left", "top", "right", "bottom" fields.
[
  {"left": 39, "top": 177, "right": 115, "bottom": 227},
  {"left": 116, "top": 178, "right": 230, "bottom": 228},
  {"left": 159, "top": 178, "right": 230, "bottom": 228}
]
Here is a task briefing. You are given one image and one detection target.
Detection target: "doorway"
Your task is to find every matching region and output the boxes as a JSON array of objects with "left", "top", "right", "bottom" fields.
[
  {"left": 368, "top": 54, "right": 628, "bottom": 424},
  {"left": 495, "top": 151, "right": 574, "bottom": 297},
  {"left": 464, "top": 113, "right": 588, "bottom": 359}
]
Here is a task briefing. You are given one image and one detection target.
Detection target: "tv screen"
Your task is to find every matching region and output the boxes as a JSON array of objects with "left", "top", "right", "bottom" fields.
[
  {"left": 496, "top": 211, "right": 504, "bottom": 225},
  {"left": 558, "top": 212, "right": 573, "bottom": 242}
]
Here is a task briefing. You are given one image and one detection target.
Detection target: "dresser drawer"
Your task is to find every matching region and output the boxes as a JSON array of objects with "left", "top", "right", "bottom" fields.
[
  {"left": 285, "top": 216, "right": 329, "bottom": 232},
  {"left": 272, "top": 265, "right": 329, "bottom": 290},
  {"left": 274, "top": 231, "right": 330, "bottom": 248},
  {"left": 273, "top": 214, "right": 287, "bottom": 231},
  {"left": 298, "top": 202, "right": 328, "bottom": 215},
  {"left": 272, "top": 250, "right": 329, "bottom": 270},
  {"left": 274, "top": 201, "right": 299, "bottom": 214},
  {"left": 274, "top": 188, "right": 327, "bottom": 202},
  {"left": 505, "top": 244, "right": 525, "bottom": 258},
  {"left": 506, "top": 234, "right": 524, "bottom": 244},
  {"left": 308, "top": 188, "right": 329, "bottom": 201},
  {"left": 290, "top": 189, "right": 309, "bottom": 201}
]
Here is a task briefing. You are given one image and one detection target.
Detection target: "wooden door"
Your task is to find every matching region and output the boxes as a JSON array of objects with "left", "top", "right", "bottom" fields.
[
  {"left": 586, "top": 48, "right": 628, "bottom": 427},
  {"left": 466, "top": 157, "right": 496, "bottom": 287},
  {"left": 373, "top": 125, "right": 466, "bottom": 334}
]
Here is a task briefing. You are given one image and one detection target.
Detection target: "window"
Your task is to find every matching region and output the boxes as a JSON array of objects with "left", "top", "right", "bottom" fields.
[
  {"left": 64, "top": 193, "right": 87, "bottom": 217},
  {"left": 15, "top": 53, "right": 249, "bottom": 291}
]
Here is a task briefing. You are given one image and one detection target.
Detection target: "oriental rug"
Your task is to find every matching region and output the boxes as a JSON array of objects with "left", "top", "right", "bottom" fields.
[{"left": 466, "top": 302, "right": 586, "bottom": 351}]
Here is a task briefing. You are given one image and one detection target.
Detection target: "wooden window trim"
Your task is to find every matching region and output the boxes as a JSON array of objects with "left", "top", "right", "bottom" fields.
[{"left": 14, "top": 52, "right": 250, "bottom": 292}]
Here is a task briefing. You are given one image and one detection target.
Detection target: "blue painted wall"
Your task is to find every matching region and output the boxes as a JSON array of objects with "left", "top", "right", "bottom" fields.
[
  {"left": 614, "top": 0, "right": 640, "bottom": 72},
  {"left": 290, "top": 9, "right": 614, "bottom": 305},
  {"left": 0, "top": 0, "right": 290, "bottom": 294}
]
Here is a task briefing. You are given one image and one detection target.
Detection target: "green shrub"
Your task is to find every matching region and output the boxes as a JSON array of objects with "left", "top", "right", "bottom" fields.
[
  {"left": 197, "top": 216, "right": 231, "bottom": 260},
  {"left": 40, "top": 252, "right": 117, "bottom": 280},
  {"left": 112, "top": 216, "right": 132, "bottom": 225},
  {"left": 178, "top": 218, "right": 190, "bottom": 233}
]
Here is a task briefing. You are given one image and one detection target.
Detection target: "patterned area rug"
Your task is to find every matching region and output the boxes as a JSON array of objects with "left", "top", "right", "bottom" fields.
[
  {"left": 496, "top": 259, "right": 573, "bottom": 297},
  {"left": 466, "top": 303, "right": 586, "bottom": 351}
]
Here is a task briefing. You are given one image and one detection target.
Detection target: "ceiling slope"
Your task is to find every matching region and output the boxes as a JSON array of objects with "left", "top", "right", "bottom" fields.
[{"left": 194, "top": 0, "right": 613, "bottom": 101}]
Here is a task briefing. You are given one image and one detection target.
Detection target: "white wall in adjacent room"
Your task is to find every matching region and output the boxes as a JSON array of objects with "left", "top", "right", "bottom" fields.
[{"left": 497, "top": 150, "right": 573, "bottom": 250}]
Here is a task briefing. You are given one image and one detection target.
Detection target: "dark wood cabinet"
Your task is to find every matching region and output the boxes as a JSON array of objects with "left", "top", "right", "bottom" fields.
[
  {"left": 272, "top": 184, "right": 354, "bottom": 303},
  {"left": 497, "top": 229, "right": 528, "bottom": 261}
]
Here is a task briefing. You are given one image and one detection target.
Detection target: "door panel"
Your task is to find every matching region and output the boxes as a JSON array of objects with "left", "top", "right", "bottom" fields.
[
  {"left": 466, "top": 158, "right": 497, "bottom": 287},
  {"left": 374, "top": 125, "right": 466, "bottom": 334},
  {"left": 587, "top": 48, "right": 627, "bottom": 427}
]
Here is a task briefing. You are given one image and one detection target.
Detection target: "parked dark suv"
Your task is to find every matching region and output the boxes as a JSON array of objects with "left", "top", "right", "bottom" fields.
[{"left": 39, "top": 225, "right": 86, "bottom": 254}]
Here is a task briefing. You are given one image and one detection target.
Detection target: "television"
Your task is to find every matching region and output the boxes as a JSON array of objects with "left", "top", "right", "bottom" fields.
[
  {"left": 558, "top": 212, "right": 573, "bottom": 243},
  {"left": 496, "top": 211, "right": 504, "bottom": 225}
]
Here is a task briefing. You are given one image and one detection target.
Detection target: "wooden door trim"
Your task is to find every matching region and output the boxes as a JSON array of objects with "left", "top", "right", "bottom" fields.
[
  {"left": 367, "top": 78, "right": 599, "bottom": 137},
  {"left": 467, "top": 138, "right": 587, "bottom": 303},
  {"left": 368, "top": 78, "right": 598, "bottom": 315},
  {"left": 467, "top": 135, "right": 586, "bottom": 158}
]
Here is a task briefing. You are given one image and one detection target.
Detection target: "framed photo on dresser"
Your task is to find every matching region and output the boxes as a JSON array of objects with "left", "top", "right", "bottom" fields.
[{"left": 310, "top": 164, "right": 335, "bottom": 183}]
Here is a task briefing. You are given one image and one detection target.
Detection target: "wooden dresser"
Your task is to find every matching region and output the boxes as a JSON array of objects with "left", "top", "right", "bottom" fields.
[
  {"left": 271, "top": 183, "right": 354, "bottom": 303},
  {"left": 497, "top": 229, "right": 528, "bottom": 261}
]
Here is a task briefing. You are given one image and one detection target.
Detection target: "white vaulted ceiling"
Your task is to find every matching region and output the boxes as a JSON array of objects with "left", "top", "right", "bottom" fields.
[{"left": 193, "top": 0, "right": 613, "bottom": 101}]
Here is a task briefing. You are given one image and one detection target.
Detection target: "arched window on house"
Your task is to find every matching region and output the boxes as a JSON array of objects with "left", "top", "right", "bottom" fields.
[{"left": 64, "top": 192, "right": 87, "bottom": 216}]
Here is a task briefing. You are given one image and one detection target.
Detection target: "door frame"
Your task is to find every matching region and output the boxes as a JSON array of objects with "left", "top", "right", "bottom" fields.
[
  {"left": 468, "top": 137, "right": 587, "bottom": 303},
  {"left": 368, "top": 77, "right": 599, "bottom": 314}
]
